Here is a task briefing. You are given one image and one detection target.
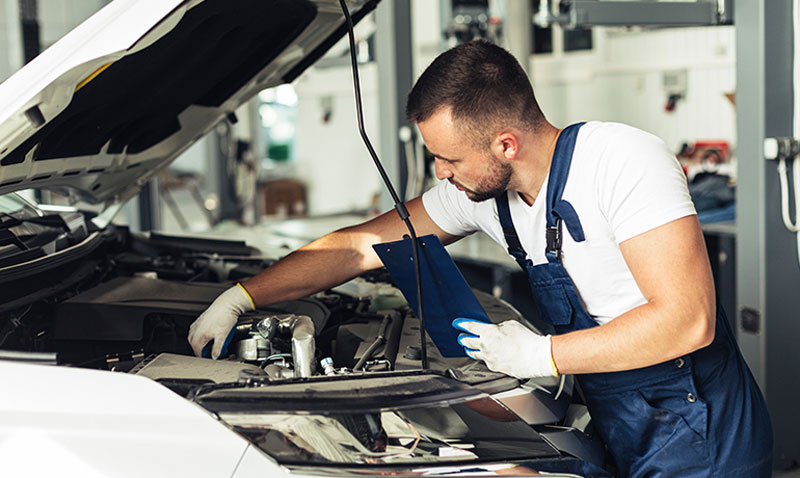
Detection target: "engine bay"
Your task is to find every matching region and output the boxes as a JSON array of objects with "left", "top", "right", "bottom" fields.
[{"left": 0, "top": 223, "right": 512, "bottom": 381}]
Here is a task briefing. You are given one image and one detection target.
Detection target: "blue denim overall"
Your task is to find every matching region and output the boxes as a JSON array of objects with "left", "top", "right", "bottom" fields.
[{"left": 495, "top": 123, "right": 773, "bottom": 477}]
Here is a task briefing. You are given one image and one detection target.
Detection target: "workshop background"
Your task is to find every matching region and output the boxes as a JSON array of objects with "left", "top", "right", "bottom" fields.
[{"left": 0, "top": 0, "right": 796, "bottom": 474}]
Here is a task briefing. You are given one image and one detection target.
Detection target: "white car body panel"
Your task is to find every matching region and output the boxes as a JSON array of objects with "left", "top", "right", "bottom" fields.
[{"left": 0, "top": 361, "right": 280, "bottom": 477}]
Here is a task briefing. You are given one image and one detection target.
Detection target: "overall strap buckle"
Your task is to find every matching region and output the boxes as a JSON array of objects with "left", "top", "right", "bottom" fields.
[{"left": 546, "top": 218, "right": 563, "bottom": 261}]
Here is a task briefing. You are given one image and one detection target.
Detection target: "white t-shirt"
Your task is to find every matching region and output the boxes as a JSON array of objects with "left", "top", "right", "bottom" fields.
[{"left": 422, "top": 121, "right": 696, "bottom": 325}]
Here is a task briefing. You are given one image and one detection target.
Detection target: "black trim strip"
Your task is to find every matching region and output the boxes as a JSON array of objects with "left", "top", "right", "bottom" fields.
[{"left": 0, "top": 230, "right": 104, "bottom": 283}]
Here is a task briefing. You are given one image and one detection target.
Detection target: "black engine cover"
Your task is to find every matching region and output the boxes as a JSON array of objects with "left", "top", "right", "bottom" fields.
[{"left": 54, "top": 276, "right": 329, "bottom": 342}]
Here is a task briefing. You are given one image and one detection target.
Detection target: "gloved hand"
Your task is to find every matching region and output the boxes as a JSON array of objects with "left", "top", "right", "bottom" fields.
[
  {"left": 452, "top": 318, "right": 558, "bottom": 379},
  {"left": 188, "top": 284, "right": 255, "bottom": 359}
]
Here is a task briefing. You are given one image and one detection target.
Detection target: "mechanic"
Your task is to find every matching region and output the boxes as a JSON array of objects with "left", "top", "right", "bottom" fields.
[{"left": 189, "top": 40, "right": 773, "bottom": 476}]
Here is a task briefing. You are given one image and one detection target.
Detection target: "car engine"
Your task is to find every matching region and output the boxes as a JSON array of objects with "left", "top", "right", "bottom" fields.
[{"left": 0, "top": 223, "right": 502, "bottom": 379}]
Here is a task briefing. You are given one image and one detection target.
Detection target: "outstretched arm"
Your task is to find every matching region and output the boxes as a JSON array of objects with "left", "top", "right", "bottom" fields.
[
  {"left": 240, "top": 196, "right": 461, "bottom": 306},
  {"left": 189, "top": 196, "right": 461, "bottom": 357}
]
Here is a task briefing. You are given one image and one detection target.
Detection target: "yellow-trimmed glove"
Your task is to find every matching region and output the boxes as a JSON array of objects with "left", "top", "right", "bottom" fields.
[
  {"left": 453, "top": 318, "right": 559, "bottom": 379},
  {"left": 188, "top": 284, "right": 255, "bottom": 359}
]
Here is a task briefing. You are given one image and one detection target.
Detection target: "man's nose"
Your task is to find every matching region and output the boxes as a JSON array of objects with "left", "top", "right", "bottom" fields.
[{"left": 434, "top": 158, "right": 452, "bottom": 180}]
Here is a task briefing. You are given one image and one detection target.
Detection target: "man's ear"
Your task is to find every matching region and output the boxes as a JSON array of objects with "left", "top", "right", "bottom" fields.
[{"left": 493, "top": 131, "right": 520, "bottom": 161}]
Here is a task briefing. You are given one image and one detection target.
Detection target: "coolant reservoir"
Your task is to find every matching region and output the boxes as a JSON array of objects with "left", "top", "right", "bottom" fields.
[
  {"left": 370, "top": 285, "right": 407, "bottom": 311},
  {"left": 332, "top": 278, "right": 407, "bottom": 311}
]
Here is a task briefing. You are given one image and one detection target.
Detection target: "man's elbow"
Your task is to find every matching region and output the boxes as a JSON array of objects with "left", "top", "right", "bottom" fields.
[{"left": 687, "top": 302, "right": 716, "bottom": 352}]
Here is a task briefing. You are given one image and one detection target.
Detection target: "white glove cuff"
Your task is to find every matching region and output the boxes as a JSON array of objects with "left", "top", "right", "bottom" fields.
[
  {"left": 228, "top": 283, "right": 256, "bottom": 314},
  {"left": 529, "top": 334, "right": 558, "bottom": 378}
]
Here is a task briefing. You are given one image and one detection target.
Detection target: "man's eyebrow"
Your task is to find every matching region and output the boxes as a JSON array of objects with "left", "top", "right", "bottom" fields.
[{"left": 427, "top": 149, "right": 459, "bottom": 162}]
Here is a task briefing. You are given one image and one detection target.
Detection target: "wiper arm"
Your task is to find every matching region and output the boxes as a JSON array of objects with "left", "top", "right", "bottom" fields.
[
  {"left": 0, "top": 212, "right": 70, "bottom": 251},
  {"left": 0, "top": 227, "right": 28, "bottom": 250},
  {"left": 0, "top": 212, "right": 72, "bottom": 251},
  {"left": 0, "top": 211, "right": 69, "bottom": 230}
]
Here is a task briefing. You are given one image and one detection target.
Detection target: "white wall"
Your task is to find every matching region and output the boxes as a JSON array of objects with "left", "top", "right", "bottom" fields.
[
  {"left": 531, "top": 26, "right": 736, "bottom": 154},
  {"left": 0, "top": 0, "right": 23, "bottom": 83},
  {"left": 37, "top": 0, "right": 109, "bottom": 48},
  {"left": 411, "top": 0, "right": 443, "bottom": 78},
  {"left": 0, "top": 0, "right": 109, "bottom": 83},
  {"left": 283, "top": 0, "right": 444, "bottom": 217},
  {"left": 293, "top": 63, "right": 383, "bottom": 215}
]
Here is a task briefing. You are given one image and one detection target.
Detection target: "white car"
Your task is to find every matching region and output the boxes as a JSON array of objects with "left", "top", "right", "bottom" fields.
[{"left": 0, "top": 1, "right": 608, "bottom": 477}]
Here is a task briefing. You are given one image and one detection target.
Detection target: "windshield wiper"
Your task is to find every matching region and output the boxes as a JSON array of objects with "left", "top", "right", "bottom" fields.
[
  {"left": 0, "top": 212, "right": 74, "bottom": 251},
  {"left": 0, "top": 211, "right": 70, "bottom": 230}
]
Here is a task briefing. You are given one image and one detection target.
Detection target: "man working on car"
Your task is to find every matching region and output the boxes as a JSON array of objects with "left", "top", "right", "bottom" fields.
[{"left": 189, "top": 40, "right": 772, "bottom": 476}]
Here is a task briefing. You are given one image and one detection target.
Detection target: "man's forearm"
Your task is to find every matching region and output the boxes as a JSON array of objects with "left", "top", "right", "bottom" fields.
[
  {"left": 235, "top": 196, "right": 460, "bottom": 310},
  {"left": 551, "top": 298, "right": 715, "bottom": 375},
  {"left": 239, "top": 227, "right": 381, "bottom": 307}
]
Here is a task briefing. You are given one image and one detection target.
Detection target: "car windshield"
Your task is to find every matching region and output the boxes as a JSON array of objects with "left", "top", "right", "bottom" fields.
[
  {"left": 0, "top": 193, "right": 54, "bottom": 259},
  {"left": 219, "top": 396, "right": 558, "bottom": 466},
  {"left": 0, "top": 193, "right": 40, "bottom": 218}
]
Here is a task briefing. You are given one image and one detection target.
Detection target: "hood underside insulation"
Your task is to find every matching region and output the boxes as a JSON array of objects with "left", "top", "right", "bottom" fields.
[{"left": 2, "top": 0, "right": 317, "bottom": 167}]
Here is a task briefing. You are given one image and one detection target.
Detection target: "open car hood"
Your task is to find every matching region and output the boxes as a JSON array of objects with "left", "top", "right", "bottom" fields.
[{"left": 0, "top": 0, "right": 378, "bottom": 207}]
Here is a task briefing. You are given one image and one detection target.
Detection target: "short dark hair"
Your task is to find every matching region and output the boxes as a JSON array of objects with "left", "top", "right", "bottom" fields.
[{"left": 406, "top": 40, "right": 544, "bottom": 148}]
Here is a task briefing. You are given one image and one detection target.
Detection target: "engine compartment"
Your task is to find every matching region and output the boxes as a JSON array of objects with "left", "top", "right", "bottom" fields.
[{"left": 0, "top": 223, "right": 512, "bottom": 381}]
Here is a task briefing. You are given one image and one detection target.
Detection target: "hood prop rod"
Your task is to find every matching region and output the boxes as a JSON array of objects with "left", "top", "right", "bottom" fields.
[{"left": 338, "top": 0, "right": 427, "bottom": 369}]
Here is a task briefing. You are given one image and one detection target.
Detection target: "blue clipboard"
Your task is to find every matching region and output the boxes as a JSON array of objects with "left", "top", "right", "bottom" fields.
[{"left": 372, "top": 234, "right": 490, "bottom": 357}]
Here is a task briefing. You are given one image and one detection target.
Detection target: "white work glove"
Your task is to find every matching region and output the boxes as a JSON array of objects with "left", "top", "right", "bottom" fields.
[
  {"left": 452, "top": 318, "right": 559, "bottom": 379},
  {"left": 188, "top": 284, "right": 255, "bottom": 359}
]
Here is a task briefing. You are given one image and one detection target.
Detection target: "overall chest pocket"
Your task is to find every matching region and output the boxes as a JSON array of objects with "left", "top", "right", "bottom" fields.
[{"left": 527, "top": 263, "right": 588, "bottom": 330}]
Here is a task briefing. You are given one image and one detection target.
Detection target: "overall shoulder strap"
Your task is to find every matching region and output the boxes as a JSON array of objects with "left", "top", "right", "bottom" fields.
[
  {"left": 545, "top": 122, "right": 587, "bottom": 262},
  {"left": 495, "top": 193, "right": 530, "bottom": 272}
]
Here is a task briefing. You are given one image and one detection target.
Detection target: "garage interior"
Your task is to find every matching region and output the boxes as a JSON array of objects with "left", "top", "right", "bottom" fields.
[{"left": 0, "top": 0, "right": 797, "bottom": 475}]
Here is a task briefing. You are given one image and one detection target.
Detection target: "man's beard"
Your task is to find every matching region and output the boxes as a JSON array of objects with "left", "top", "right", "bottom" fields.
[{"left": 461, "top": 158, "right": 512, "bottom": 203}]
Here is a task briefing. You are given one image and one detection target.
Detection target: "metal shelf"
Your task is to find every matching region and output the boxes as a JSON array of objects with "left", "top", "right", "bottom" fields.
[{"left": 540, "top": 0, "right": 733, "bottom": 28}]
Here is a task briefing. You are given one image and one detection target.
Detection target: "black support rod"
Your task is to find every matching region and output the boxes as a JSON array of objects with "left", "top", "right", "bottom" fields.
[{"left": 338, "top": 0, "right": 427, "bottom": 369}]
